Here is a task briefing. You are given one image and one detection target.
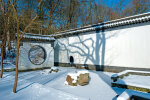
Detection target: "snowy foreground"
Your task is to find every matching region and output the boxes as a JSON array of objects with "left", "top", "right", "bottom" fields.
[{"left": 0, "top": 67, "right": 147, "bottom": 100}]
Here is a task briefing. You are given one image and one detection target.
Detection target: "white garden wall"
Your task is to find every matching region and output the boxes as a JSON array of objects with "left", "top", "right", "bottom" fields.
[
  {"left": 19, "top": 42, "right": 54, "bottom": 70},
  {"left": 55, "top": 22, "right": 150, "bottom": 69}
]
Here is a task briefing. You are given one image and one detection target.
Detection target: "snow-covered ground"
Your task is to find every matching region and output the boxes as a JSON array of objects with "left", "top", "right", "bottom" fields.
[
  {"left": 0, "top": 47, "right": 16, "bottom": 70},
  {"left": 0, "top": 59, "right": 16, "bottom": 70},
  {"left": 0, "top": 67, "right": 128, "bottom": 100},
  {"left": 117, "top": 89, "right": 150, "bottom": 100}
]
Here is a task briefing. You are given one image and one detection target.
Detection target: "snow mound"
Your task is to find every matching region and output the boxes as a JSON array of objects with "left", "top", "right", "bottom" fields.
[
  {"left": 51, "top": 66, "right": 59, "bottom": 70},
  {"left": 41, "top": 69, "right": 51, "bottom": 75},
  {"left": 41, "top": 67, "right": 59, "bottom": 75}
]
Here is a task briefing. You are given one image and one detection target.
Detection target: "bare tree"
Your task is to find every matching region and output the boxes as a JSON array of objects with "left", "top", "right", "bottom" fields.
[
  {"left": 122, "top": 0, "right": 150, "bottom": 16},
  {"left": 10, "top": 0, "right": 42, "bottom": 93},
  {"left": 0, "top": 43, "right": 4, "bottom": 78},
  {"left": 131, "top": 0, "right": 150, "bottom": 14},
  {"left": 0, "top": 0, "right": 12, "bottom": 78}
]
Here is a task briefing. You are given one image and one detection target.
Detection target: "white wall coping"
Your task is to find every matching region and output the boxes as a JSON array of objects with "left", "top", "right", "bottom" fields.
[
  {"left": 52, "top": 12, "right": 150, "bottom": 37},
  {"left": 112, "top": 70, "right": 150, "bottom": 78}
]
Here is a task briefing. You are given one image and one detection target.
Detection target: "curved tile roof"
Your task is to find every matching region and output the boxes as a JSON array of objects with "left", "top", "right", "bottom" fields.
[
  {"left": 52, "top": 12, "right": 150, "bottom": 38},
  {"left": 20, "top": 33, "right": 55, "bottom": 42}
]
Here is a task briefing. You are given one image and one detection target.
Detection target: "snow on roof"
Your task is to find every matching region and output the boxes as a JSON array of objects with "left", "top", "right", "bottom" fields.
[
  {"left": 52, "top": 12, "right": 150, "bottom": 38},
  {"left": 20, "top": 33, "right": 55, "bottom": 41}
]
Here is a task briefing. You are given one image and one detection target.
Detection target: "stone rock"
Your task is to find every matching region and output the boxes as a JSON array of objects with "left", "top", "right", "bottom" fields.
[
  {"left": 49, "top": 67, "right": 59, "bottom": 73},
  {"left": 65, "top": 72, "right": 90, "bottom": 86},
  {"left": 78, "top": 73, "right": 89, "bottom": 86},
  {"left": 52, "top": 69, "right": 59, "bottom": 72},
  {"left": 66, "top": 75, "right": 77, "bottom": 86}
]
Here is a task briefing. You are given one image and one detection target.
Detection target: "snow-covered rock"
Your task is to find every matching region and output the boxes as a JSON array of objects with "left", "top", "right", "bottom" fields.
[
  {"left": 41, "top": 67, "right": 59, "bottom": 75},
  {"left": 41, "top": 69, "right": 51, "bottom": 75},
  {"left": 66, "top": 74, "right": 78, "bottom": 86},
  {"left": 50, "top": 66, "right": 59, "bottom": 73},
  {"left": 65, "top": 70, "right": 90, "bottom": 86},
  {"left": 78, "top": 73, "right": 89, "bottom": 86}
]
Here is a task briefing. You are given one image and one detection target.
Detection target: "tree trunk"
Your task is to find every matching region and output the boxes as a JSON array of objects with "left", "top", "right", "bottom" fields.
[
  {"left": 12, "top": 0, "right": 42, "bottom": 93},
  {"left": 3, "top": 39, "right": 6, "bottom": 59},
  {"left": 7, "top": 17, "right": 11, "bottom": 51},
  {"left": 0, "top": 44, "right": 4, "bottom": 78},
  {"left": 13, "top": 22, "right": 20, "bottom": 93}
]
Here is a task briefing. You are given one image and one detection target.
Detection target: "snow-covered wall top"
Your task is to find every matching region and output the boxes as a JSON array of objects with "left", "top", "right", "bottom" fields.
[
  {"left": 52, "top": 12, "right": 150, "bottom": 38},
  {"left": 20, "top": 33, "right": 55, "bottom": 42}
]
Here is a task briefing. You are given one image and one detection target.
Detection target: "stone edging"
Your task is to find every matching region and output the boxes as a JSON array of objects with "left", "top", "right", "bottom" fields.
[
  {"left": 54, "top": 62, "right": 150, "bottom": 73},
  {"left": 111, "top": 70, "right": 150, "bottom": 82},
  {"left": 0, "top": 67, "right": 50, "bottom": 72},
  {"left": 111, "top": 70, "right": 150, "bottom": 93},
  {"left": 112, "top": 82, "right": 150, "bottom": 93}
]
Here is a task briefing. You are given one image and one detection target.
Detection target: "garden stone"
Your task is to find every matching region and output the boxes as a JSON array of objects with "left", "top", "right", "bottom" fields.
[
  {"left": 78, "top": 73, "right": 89, "bottom": 86},
  {"left": 66, "top": 75, "right": 77, "bottom": 86},
  {"left": 65, "top": 71, "right": 90, "bottom": 86}
]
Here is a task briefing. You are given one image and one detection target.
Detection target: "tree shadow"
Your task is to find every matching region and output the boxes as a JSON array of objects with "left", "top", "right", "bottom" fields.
[
  {"left": 54, "top": 23, "right": 128, "bottom": 98},
  {"left": 55, "top": 23, "right": 118, "bottom": 70},
  {"left": 17, "top": 82, "right": 35, "bottom": 93}
]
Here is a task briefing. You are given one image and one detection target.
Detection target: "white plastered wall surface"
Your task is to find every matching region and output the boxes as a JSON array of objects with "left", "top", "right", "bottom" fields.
[
  {"left": 55, "top": 22, "right": 150, "bottom": 69},
  {"left": 18, "top": 42, "right": 54, "bottom": 70}
]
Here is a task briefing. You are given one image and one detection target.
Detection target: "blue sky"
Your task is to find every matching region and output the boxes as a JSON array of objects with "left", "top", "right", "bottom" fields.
[{"left": 96, "top": 0, "right": 130, "bottom": 9}]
